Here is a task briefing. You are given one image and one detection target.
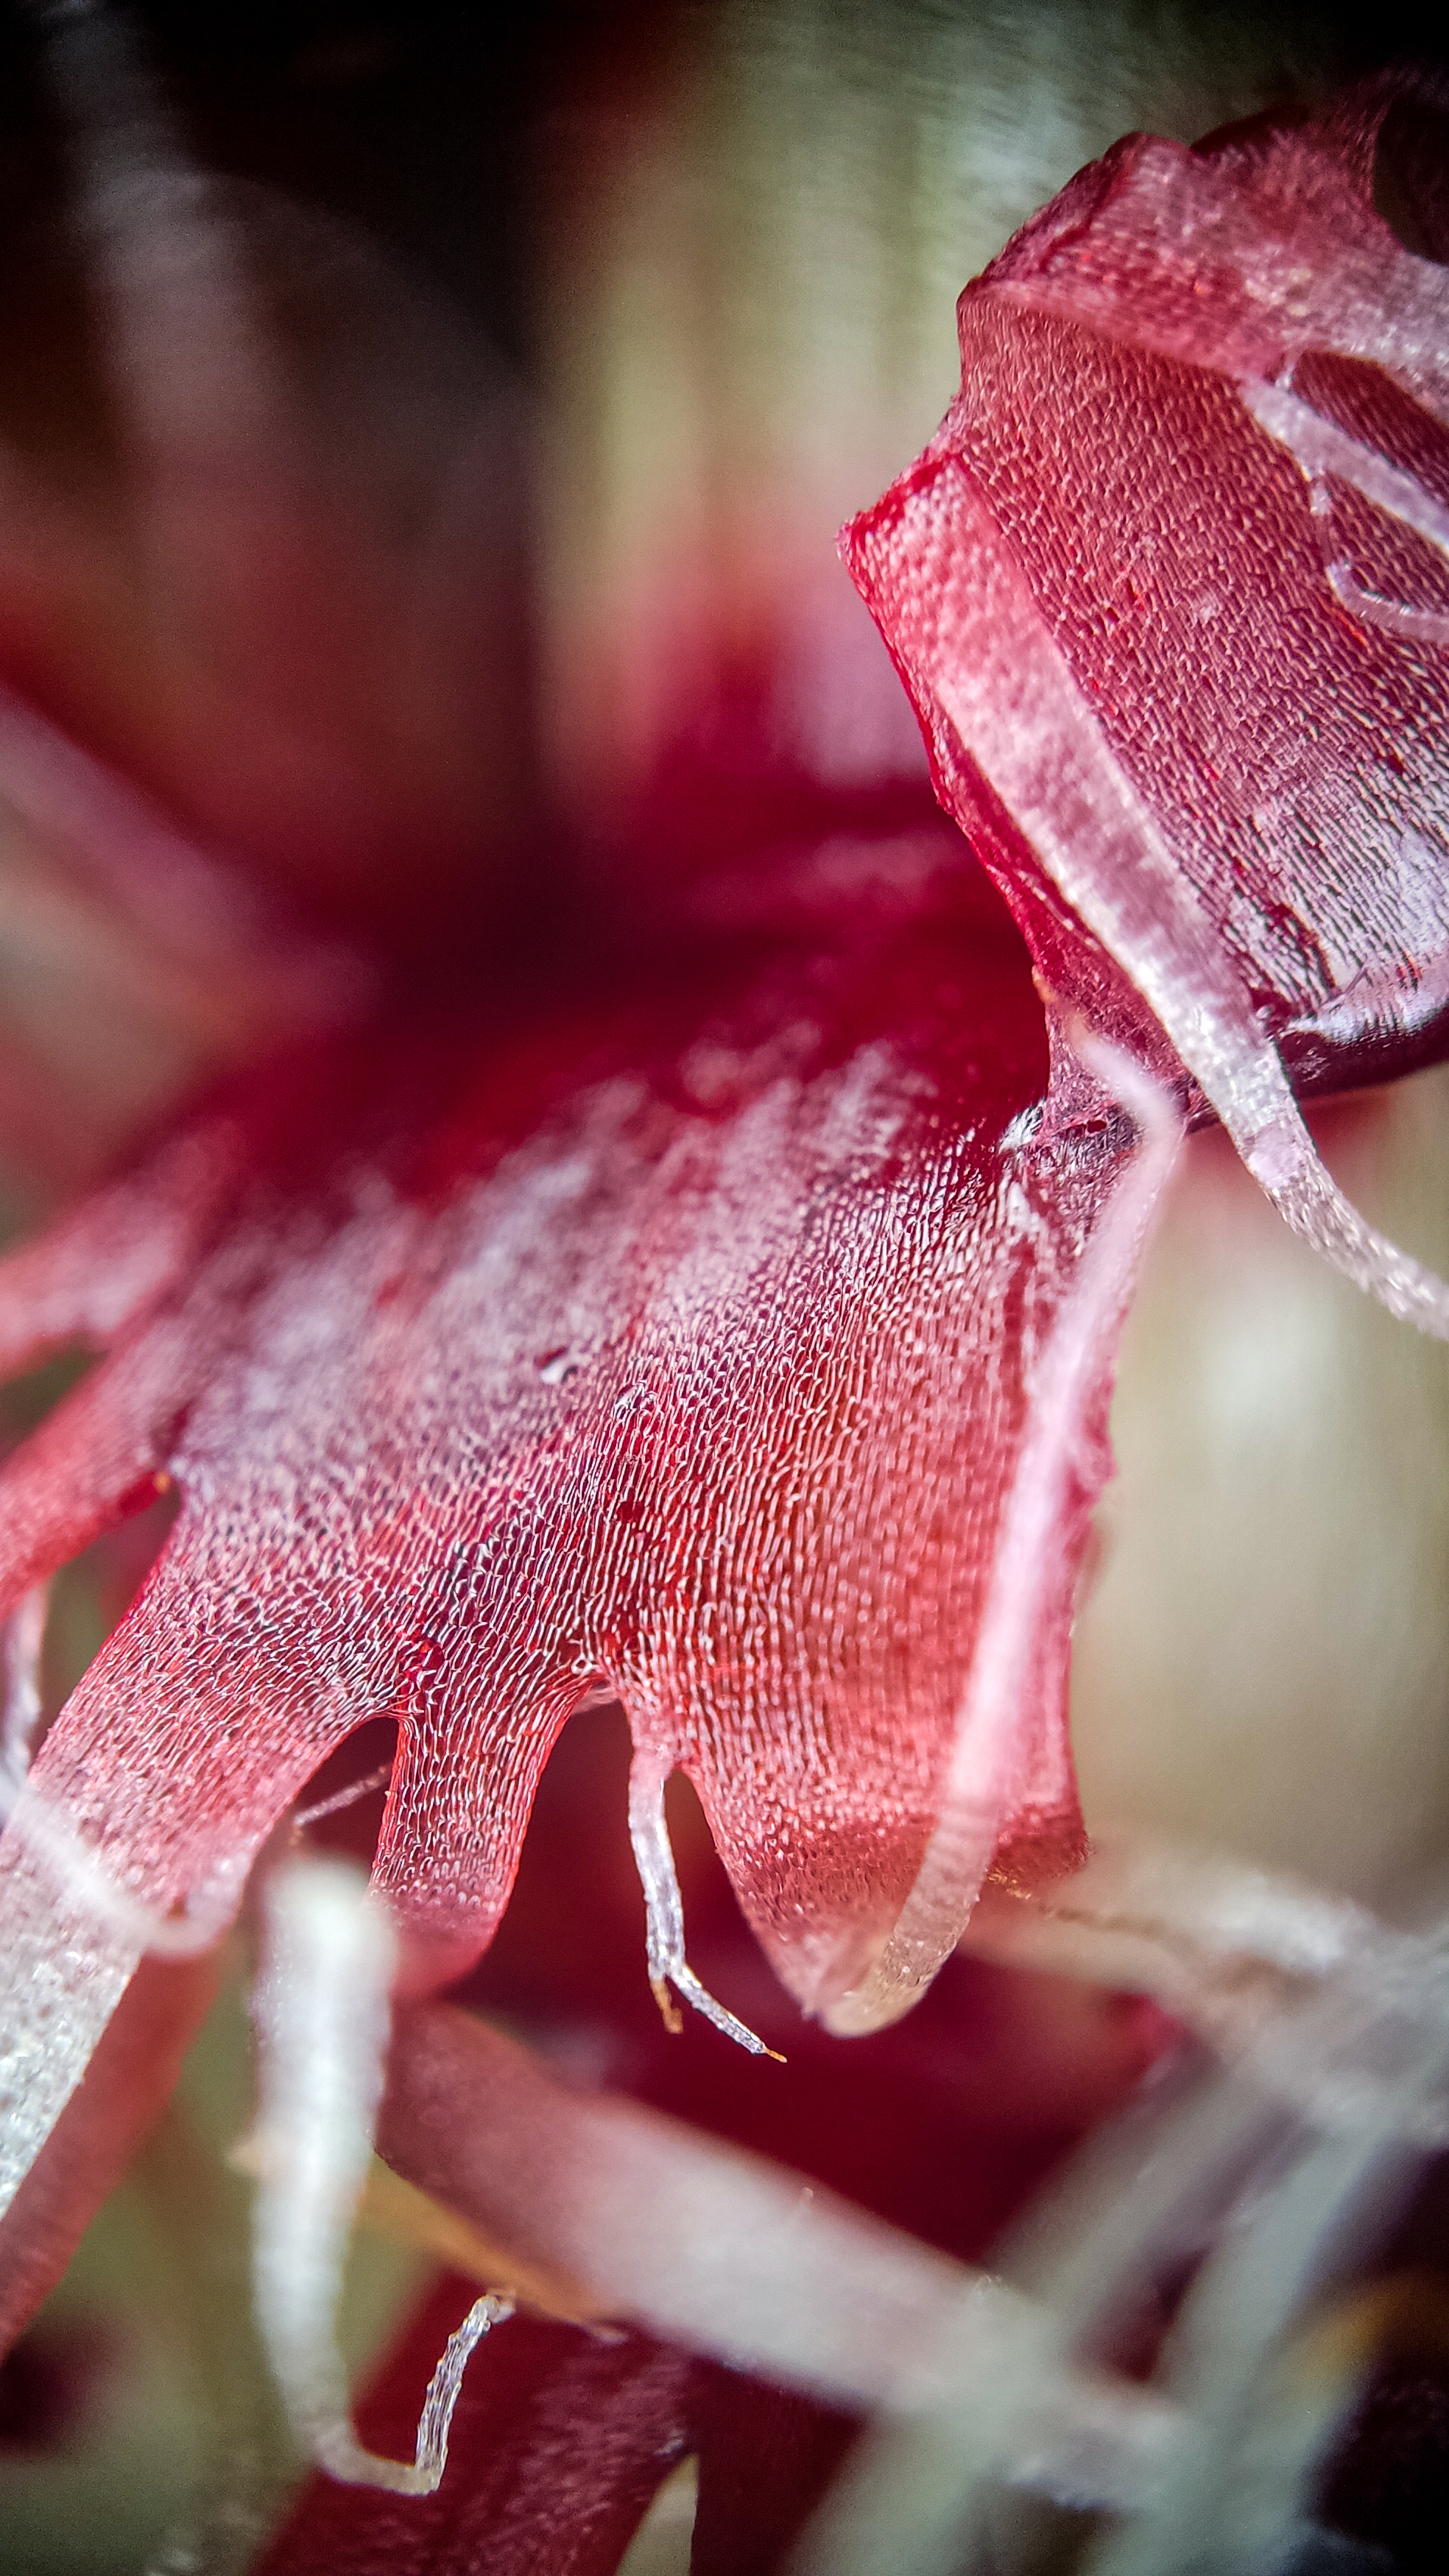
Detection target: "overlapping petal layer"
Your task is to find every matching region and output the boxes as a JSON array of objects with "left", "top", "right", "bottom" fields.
[{"left": 843, "top": 77, "right": 1449, "bottom": 1327}]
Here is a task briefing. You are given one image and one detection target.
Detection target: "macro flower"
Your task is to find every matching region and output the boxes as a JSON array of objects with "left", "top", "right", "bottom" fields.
[{"left": 0, "top": 7, "right": 1447, "bottom": 2572}]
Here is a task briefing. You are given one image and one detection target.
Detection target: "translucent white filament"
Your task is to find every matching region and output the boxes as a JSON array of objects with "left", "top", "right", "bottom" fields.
[
  {"left": 627, "top": 1743, "right": 780, "bottom": 2058},
  {"left": 248, "top": 1855, "right": 512, "bottom": 2494}
]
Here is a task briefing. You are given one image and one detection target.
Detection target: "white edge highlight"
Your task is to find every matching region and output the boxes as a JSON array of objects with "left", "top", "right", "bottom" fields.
[{"left": 825, "top": 1037, "right": 1182, "bottom": 2033}]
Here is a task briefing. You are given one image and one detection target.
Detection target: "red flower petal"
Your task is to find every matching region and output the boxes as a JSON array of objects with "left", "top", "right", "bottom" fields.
[
  {"left": 0, "top": 794, "right": 1174, "bottom": 2251},
  {"left": 842, "top": 74, "right": 1449, "bottom": 1332}
]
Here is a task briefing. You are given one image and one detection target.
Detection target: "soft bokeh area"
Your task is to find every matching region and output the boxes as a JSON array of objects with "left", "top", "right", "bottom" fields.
[{"left": 1074, "top": 1068, "right": 1449, "bottom": 1913}]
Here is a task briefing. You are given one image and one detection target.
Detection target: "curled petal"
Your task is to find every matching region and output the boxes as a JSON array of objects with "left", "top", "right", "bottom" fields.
[{"left": 843, "top": 78, "right": 1449, "bottom": 1329}]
